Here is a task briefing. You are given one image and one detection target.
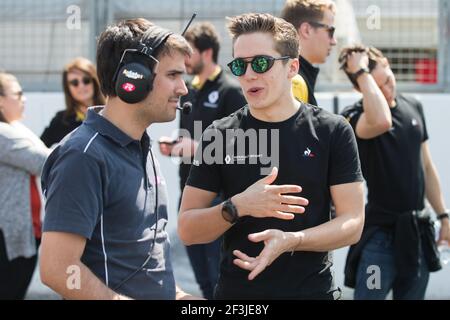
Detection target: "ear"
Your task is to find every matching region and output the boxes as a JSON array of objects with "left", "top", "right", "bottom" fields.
[
  {"left": 287, "top": 58, "right": 299, "bottom": 79},
  {"left": 298, "top": 22, "right": 311, "bottom": 39}
]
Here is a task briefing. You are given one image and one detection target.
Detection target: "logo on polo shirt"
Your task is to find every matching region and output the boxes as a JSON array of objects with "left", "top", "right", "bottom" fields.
[
  {"left": 303, "top": 147, "right": 315, "bottom": 158},
  {"left": 411, "top": 118, "right": 418, "bottom": 126},
  {"left": 204, "top": 91, "right": 219, "bottom": 108},
  {"left": 209, "top": 91, "right": 219, "bottom": 103}
]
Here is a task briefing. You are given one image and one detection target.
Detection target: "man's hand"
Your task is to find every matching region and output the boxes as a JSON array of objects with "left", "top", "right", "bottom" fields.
[
  {"left": 345, "top": 51, "right": 369, "bottom": 74},
  {"left": 231, "top": 167, "right": 308, "bottom": 220},
  {"left": 158, "top": 136, "right": 198, "bottom": 158},
  {"left": 158, "top": 136, "right": 176, "bottom": 156},
  {"left": 233, "top": 229, "right": 299, "bottom": 280},
  {"left": 176, "top": 286, "right": 206, "bottom": 300}
]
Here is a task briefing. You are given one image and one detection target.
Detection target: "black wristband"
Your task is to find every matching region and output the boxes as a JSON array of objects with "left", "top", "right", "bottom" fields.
[
  {"left": 221, "top": 199, "right": 239, "bottom": 224},
  {"left": 437, "top": 212, "right": 449, "bottom": 220},
  {"left": 351, "top": 67, "right": 370, "bottom": 82}
]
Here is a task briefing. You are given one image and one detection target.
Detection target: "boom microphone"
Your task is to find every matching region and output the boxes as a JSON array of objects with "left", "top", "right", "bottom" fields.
[{"left": 177, "top": 101, "right": 192, "bottom": 114}]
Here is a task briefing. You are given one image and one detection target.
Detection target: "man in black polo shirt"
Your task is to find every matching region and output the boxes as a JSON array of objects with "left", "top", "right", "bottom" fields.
[
  {"left": 340, "top": 45, "right": 450, "bottom": 299},
  {"left": 159, "top": 22, "right": 245, "bottom": 299},
  {"left": 39, "top": 19, "right": 199, "bottom": 300},
  {"left": 281, "top": 0, "right": 337, "bottom": 105},
  {"left": 177, "top": 13, "right": 364, "bottom": 299}
]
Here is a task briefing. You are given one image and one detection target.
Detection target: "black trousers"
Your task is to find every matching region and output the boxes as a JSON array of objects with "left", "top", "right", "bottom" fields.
[{"left": 0, "top": 229, "right": 39, "bottom": 300}]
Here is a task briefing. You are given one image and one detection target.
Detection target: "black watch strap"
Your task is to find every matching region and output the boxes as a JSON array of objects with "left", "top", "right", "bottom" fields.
[
  {"left": 351, "top": 67, "right": 370, "bottom": 81},
  {"left": 221, "top": 199, "right": 239, "bottom": 224},
  {"left": 437, "top": 212, "right": 449, "bottom": 220}
]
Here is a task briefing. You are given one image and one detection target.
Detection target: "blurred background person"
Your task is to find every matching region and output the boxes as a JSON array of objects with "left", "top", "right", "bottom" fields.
[
  {"left": 40, "top": 57, "right": 105, "bottom": 147},
  {"left": 0, "top": 72, "right": 50, "bottom": 299},
  {"left": 340, "top": 45, "right": 449, "bottom": 300},
  {"left": 281, "top": 0, "right": 337, "bottom": 105}
]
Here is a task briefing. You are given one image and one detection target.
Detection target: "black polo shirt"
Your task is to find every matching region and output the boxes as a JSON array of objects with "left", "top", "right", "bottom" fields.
[
  {"left": 341, "top": 94, "right": 429, "bottom": 212},
  {"left": 178, "top": 69, "right": 246, "bottom": 190},
  {"left": 186, "top": 103, "right": 363, "bottom": 299},
  {"left": 42, "top": 107, "right": 175, "bottom": 300}
]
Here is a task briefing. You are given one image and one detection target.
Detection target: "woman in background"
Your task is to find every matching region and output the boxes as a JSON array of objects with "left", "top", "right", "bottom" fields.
[
  {"left": 40, "top": 57, "right": 105, "bottom": 147},
  {"left": 0, "top": 72, "right": 50, "bottom": 299}
]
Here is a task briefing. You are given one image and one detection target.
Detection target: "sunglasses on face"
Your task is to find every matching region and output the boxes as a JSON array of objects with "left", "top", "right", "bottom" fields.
[
  {"left": 68, "top": 76, "right": 92, "bottom": 87},
  {"left": 227, "top": 55, "right": 290, "bottom": 77},
  {"left": 308, "top": 21, "right": 335, "bottom": 39}
]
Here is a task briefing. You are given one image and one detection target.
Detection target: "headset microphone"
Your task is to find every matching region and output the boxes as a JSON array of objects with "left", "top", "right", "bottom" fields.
[{"left": 177, "top": 101, "right": 192, "bottom": 114}]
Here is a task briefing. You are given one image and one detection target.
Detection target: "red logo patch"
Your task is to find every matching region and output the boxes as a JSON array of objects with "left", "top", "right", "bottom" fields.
[{"left": 122, "top": 83, "right": 136, "bottom": 92}]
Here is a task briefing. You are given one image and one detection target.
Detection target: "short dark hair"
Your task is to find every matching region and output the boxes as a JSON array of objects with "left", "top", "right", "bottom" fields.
[
  {"left": 96, "top": 18, "right": 192, "bottom": 97},
  {"left": 338, "top": 44, "right": 388, "bottom": 90},
  {"left": 184, "top": 22, "right": 220, "bottom": 63},
  {"left": 227, "top": 13, "right": 298, "bottom": 59},
  {"left": 281, "top": 0, "right": 336, "bottom": 30}
]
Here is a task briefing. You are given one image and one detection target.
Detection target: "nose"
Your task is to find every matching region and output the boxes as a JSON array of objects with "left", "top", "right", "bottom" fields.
[
  {"left": 242, "top": 63, "right": 258, "bottom": 80},
  {"left": 331, "top": 36, "right": 337, "bottom": 46},
  {"left": 176, "top": 78, "right": 188, "bottom": 96}
]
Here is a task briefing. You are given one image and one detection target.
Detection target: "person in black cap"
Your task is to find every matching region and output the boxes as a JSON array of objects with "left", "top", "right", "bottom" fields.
[{"left": 340, "top": 44, "right": 450, "bottom": 300}]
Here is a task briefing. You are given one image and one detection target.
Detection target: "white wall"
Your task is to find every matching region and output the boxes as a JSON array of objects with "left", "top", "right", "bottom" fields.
[{"left": 22, "top": 92, "right": 450, "bottom": 299}]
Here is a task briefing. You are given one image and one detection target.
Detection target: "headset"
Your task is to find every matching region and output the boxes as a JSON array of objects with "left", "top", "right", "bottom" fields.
[
  {"left": 112, "top": 26, "right": 173, "bottom": 104},
  {"left": 112, "top": 15, "right": 196, "bottom": 292}
]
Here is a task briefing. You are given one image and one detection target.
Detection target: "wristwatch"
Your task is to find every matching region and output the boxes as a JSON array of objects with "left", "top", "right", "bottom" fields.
[
  {"left": 351, "top": 67, "right": 370, "bottom": 81},
  {"left": 221, "top": 199, "right": 239, "bottom": 224},
  {"left": 437, "top": 210, "right": 449, "bottom": 220}
]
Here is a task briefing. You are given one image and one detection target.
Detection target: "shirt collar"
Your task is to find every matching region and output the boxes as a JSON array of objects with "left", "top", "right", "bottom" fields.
[
  {"left": 299, "top": 55, "right": 320, "bottom": 88},
  {"left": 191, "top": 66, "right": 222, "bottom": 90},
  {"left": 84, "top": 106, "right": 146, "bottom": 147},
  {"left": 75, "top": 110, "right": 86, "bottom": 122}
]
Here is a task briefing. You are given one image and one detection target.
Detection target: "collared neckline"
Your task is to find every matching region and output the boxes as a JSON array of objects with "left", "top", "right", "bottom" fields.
[
  {"left": 191, "top": 66, "right": 222, "bottom": 90},
  {"left": 299, "top": 55, "right": 320, "bottom": 89},
  {"left": 84, "top": 106, "right": 148, "bottom": 147}
]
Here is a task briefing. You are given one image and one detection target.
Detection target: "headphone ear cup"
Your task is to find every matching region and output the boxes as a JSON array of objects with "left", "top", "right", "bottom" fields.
[{"left": 115, "top": 62, "right": 153, "bottom": 104}]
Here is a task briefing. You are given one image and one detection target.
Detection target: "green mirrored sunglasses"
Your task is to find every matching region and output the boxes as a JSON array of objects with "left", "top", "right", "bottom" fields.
[{"left": 227, "top": 55, "right": 290, "bottom": 77}]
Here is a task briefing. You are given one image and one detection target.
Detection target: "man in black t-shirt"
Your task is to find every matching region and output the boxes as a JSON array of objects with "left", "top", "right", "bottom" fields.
[
  {"left": 159, "top": 22, "right": 245, "bottom": 299},
  {"left": 177, "top": 13, "right": 364, "bottom": 299},
  {"left": 340, "top": 45, "right": 450, "bottom": 300}
]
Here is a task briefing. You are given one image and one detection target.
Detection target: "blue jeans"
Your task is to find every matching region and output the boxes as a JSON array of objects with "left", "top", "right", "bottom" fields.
[
  {"left": 354, "top": 229, "right": 429, "bottom": 300},
  {"left": 184, "top": 196, "right": 222, "bottom": 300}
]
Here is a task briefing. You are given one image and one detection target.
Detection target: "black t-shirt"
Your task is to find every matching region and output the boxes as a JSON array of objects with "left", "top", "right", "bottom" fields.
[
  {"left": 186, "top": 103, "right": 363, "bottom": 299},
  {"left": 178, "top": 70, "right": 246, "bottom": 190},
  {"left": 341, "top": 94, "right": 428, "bottom": 212}
]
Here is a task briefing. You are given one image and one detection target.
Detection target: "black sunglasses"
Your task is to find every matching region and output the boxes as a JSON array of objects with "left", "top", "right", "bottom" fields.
[
  {"left": 308, "top": 21, "right": 335, "bottom": 39},
  {"left": 227, "top": 55, "right": 290, "bottom": 77},
  {"left": 69, "top": 76, "right": 92, "bottom": 87}
]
